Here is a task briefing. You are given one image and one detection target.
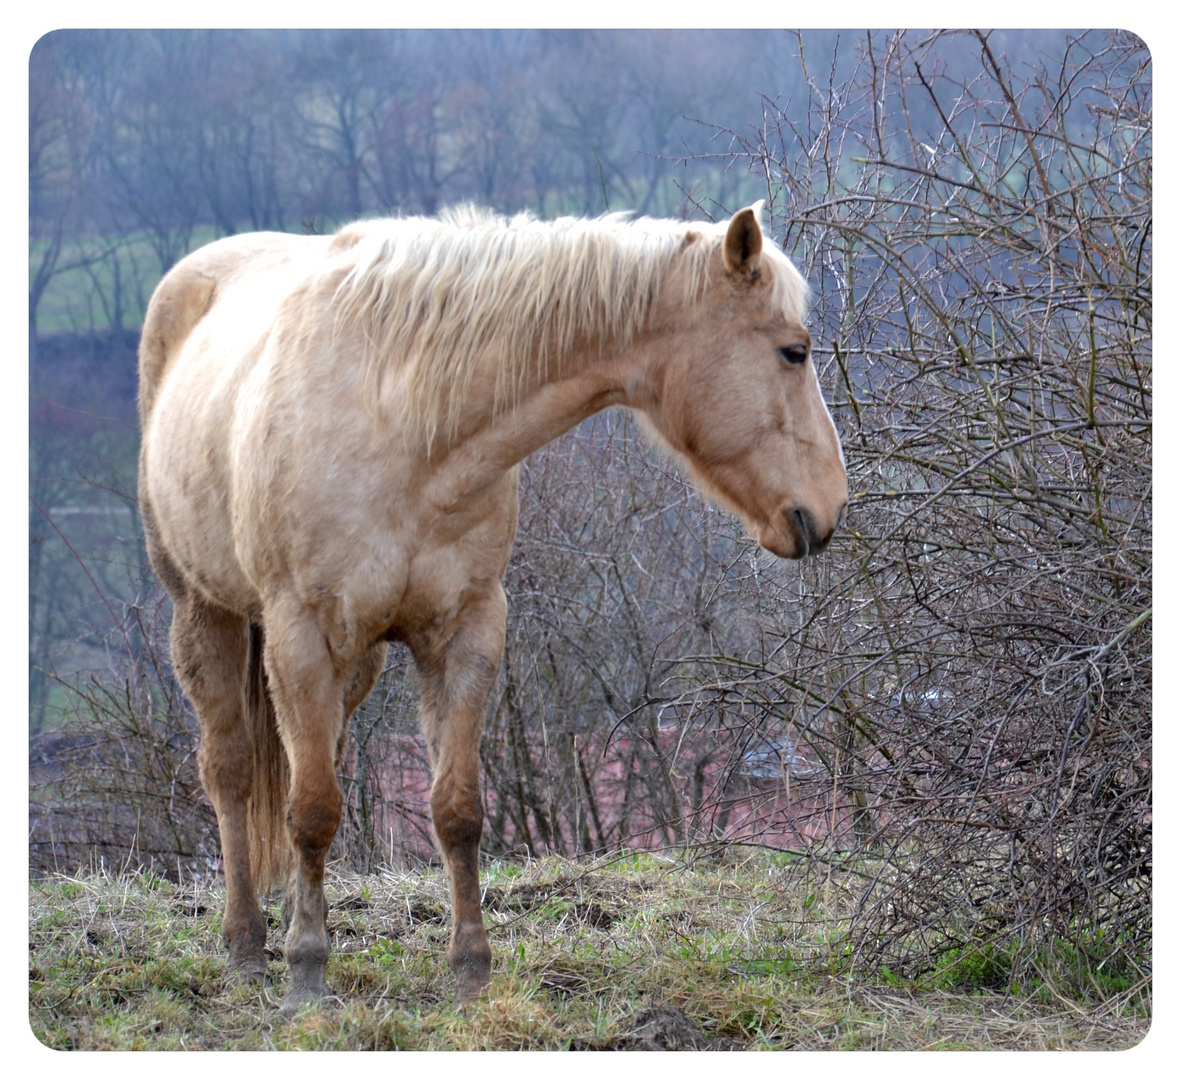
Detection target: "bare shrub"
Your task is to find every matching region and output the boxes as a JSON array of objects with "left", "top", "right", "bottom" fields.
[
  {"left": 29, "top": 594, "right": 217, "bottom": 877},
  {"left": 674, "top": 28, "right": 1151, "bottom": 979}
]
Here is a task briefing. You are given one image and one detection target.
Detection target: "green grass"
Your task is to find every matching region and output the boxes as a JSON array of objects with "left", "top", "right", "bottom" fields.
[
  {"left": 928, "top": 933, "right": 1146, "bottom": 1003},
  {"left": 28, "top": 853, "right": 1150, "bottom": 1051}
]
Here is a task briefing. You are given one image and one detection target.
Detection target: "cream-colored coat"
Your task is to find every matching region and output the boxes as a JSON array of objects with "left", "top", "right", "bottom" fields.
[{"left": 137, "top": 205, "right": 847, "bottom": 1015}]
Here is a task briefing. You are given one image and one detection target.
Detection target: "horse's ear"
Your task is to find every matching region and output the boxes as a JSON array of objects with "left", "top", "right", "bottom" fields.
[{"left": 723, "top": 204, "right": 764, "bottom": 281}]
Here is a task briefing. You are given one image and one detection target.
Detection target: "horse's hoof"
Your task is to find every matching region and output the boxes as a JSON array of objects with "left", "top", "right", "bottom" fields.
[
  {"left": 453, "top": 963, "right": 492, "bottom": 1008},
  {"left": 279, "top": 981, "right": 338, "bottom": 1020},
  {"left": 227, "top": 959, "right": 267, "bottom": 984}
]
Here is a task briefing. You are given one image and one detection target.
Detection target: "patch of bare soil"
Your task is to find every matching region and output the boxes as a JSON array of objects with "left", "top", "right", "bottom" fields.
[{"left": 580, "top": 1004, "right": 744, "bottom": 1051}]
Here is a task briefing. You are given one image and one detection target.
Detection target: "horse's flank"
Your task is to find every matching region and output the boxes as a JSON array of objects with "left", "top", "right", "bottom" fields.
[{"left": 331, "top": 207, "right": 810, "bottom": 453}]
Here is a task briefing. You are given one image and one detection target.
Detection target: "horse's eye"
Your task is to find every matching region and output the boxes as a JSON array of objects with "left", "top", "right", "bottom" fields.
[{"left": 778, "top": 345, "right": 808, "bottom": 365}]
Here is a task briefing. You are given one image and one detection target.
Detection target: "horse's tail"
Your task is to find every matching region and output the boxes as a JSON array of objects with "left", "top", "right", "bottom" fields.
[{"left": 245, "top": 623, "right": 290, "bottom": 890}]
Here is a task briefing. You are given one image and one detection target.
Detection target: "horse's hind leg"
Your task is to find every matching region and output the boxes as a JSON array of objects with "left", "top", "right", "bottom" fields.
[
  {"left": 263, "top": 605, "right": 349, "bottom": 1017},
  {"left": 169, "top": 594, "right": 267, "bottom": 980},
  {"left": 414, "top": 586, "right": 507, "bottom": 1006}
]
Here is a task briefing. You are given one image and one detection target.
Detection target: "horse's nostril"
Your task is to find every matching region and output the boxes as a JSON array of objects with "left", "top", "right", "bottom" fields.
[
  {"left": 835, "top": 502, "right": 848, "bottom": 529},
  {"left": 791, "top": 508, "right": 814, "bottom": 557}
]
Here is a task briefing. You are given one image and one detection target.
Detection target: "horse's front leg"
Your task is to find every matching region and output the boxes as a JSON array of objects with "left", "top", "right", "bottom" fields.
[
  {"left": 263, "top": 607, "right": 347, "bottom": 1018},
  {"left": 414, "top": 585, "right": 507, "bottom": 1006}
]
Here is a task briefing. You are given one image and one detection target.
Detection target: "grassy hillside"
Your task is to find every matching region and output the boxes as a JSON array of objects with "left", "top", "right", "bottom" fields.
[{"left": 28, "top": 851, "right": 1148, "bottom": 1051}]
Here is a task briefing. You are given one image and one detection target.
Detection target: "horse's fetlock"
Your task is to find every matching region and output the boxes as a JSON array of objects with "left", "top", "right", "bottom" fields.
[
  {"left": 450, "top": 928, "right": 492, "bottom": 969},
  {"left": 284, "top": 930, "right": 329, "bottom": 968},
  {"left": 223, "top": 908, "right": 266, "bottom": 947}
]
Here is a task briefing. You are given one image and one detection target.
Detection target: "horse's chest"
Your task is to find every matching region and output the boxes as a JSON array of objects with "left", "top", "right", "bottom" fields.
[{"left": 371, "top": 523, "right": 506, "bottom": 644}]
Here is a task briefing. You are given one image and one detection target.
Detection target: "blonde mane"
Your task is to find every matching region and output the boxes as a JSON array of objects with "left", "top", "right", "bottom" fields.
[{"left": 331, "top": 206, "right": 808, "bottom": 451}]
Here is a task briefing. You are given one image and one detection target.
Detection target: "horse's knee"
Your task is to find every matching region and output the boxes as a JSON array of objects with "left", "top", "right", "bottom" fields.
[
  {"left": 287, "top": 781, "right": 343, "bottom": 859},
  {"left": 430, "top": 780, "right": 484, "bottom": 851}
]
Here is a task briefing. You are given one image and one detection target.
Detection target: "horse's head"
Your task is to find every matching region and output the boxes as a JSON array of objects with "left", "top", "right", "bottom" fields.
[{"left": 639, "top": 205, "right": 848, "bottom": 559}]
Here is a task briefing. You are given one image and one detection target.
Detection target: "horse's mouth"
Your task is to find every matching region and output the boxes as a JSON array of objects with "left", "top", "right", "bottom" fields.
[
  {"left": 754, "top": 518, "right": 806, "bottom": 559},
  {"left": 758, "top": 506, "right": 839, "bottom": 559}
]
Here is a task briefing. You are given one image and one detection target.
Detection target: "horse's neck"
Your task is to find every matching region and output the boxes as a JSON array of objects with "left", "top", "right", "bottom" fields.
[
  {"left": 499, "top": 345, "right": 639, "bottom": 457},
  {"left": 421, "top": 335, "right": 645, "bottom": 504}
]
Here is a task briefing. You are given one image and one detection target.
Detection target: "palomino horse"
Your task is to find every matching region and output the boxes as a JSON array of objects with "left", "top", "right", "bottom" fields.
[{"left": 137, "top": 204, "right": 847, "bottom": 1017}]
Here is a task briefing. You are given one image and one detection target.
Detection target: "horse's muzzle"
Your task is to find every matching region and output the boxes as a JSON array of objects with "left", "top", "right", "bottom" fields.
[{"left": 790, "top": 504, "right": 844, "bottom": 558}]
